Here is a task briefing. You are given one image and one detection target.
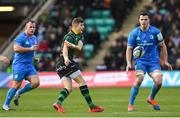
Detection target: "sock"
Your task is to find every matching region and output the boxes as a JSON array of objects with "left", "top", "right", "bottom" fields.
[
  {"left": 57, "top": 88, "right": 69, "bottom": 105},
  {"left": 79, "top": 85, "right": 95, "bottom": 109},
  {"left": 17, "top": 83, "right": 33, "bottom": 95},
  {"left": 4, "top": 88, "right": 17, "bottom": 106},
  {"left": 129, "top": 86, "right": 139, "bottom": 105},
  {"left": 149, "top": 84, "right": 161, "bottom": 99}
]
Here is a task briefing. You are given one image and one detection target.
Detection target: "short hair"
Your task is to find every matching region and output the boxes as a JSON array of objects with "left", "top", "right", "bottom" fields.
[
  {"left": 139, "top": 11, "right": 150, "bottom": 17},
  {"left": 26, "top": 20, "right": 36, "bottom": 24},
  {"left": 72, "top": 17, "right": 84, "bottom": 26}
]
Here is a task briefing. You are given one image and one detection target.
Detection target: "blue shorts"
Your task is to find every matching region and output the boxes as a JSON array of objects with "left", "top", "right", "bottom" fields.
[
  {"left": 12, "top": 63, "right": 37, "bottom": 81},
  {"left": 135, "top": 62, "right": 161, "bottom": 74}
]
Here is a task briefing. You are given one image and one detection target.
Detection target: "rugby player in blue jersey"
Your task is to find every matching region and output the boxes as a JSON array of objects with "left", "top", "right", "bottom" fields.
[
  {"left": 126, "top": 12, "right": 172, "bottom": 111},
  {"left": 2, "top": 20, "right": 40, "bottom": 110}
]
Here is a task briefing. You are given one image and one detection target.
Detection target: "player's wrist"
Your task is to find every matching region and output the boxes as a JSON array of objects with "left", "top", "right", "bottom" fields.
[
  {"left": 64, "top": 56, "right": 69, "bottom": 60},
  {"left": 71, "top": 44, "right": 76, "bottom": 48},
  {"left": 29, "top": 47, "right": 33, "bottom": 51},
  {"left": 127, "top": 61, "right": 131, "bottom": 65}
]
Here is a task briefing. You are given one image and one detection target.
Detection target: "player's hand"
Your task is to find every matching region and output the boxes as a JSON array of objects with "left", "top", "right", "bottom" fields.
[
  {"left": 164, "top": 61, "right": 172, "bottom": 70},
  {"left": 64, "top": 57, "right": 71, "bottom": 66},
  {"left": 30, "top": 45, "right": 38, "bottom": 51},
  {"left": 126, "top": 62, "right": 132, "bottom": 74},
  {"left": 0, "top": 56, "right": 10, "bottom": 65}
]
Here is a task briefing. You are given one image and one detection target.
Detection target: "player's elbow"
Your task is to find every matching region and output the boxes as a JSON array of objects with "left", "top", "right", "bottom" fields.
[
  {"left": 75, "top": 46, "right": 82, "bottom": 51},
  {"left": 14, "top": 47, "right": 19, "bottom": 52},
  {"left": 13, "top": 45, "right": 21, "bottom": 52}
]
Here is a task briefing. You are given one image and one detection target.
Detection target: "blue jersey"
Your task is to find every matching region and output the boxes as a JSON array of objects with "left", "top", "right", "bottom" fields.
[
  {"left": 128, "top": 25, "right": 163, "bottom": 65},
  {"left": 12, "top": 32, "right": 37, "bottom": 65}
]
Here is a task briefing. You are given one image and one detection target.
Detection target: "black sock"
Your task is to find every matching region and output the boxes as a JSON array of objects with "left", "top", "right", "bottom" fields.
[
  {"left": 79, "top": 85, "right": 95, "bottom": 109},
  {"left": 57, "top": 88, "right": 69, "bottom": 105}
]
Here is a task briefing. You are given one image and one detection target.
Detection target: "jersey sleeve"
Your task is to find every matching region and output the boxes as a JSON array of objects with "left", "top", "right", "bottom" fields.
[
  {"left": 156, "top": 32, "right": 164, "bottom": 43},
  {"left": 64, "top": 35, "right": 73, "bottom": 43},
  {"left": 14, "top": 35, "right": 23, "bottom": 46},
  {"left": 155, "top": 28, "right": 164, "bottom": 43},
  {"left": 127, "top": 31, "right": 136, "bottom": 48}
]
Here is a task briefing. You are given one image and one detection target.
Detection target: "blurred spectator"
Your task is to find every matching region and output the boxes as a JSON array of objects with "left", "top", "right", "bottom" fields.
[
  {"left": 146, "top": 0, "right": 180, "bottom": 70},
  {"left": 172, "top": 30, "right": 180, "bottom": 48},
  {"left": 35, "top": 0, "right": 139, "bottom": 71},
  {"left": 110, "top": 0, "right": 137, "bottom": 28},
  {"left": 175, "top": 58, "right": 180, "bottom": 70},
  {"left": 98, "top": 30, "right": 127, "bottom": 71},
  {"left": 103, "top": 51, "right": 113, "bottom": 70},
  {"left": 38, "top": 39, "right": 48, "bottom": 53},
  {"left": 87, "top": 27, "right": 101, "bottom": 52}
]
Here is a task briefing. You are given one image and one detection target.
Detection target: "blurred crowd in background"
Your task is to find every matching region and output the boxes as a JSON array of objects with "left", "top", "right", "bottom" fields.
[
  {"left": 34, "top": 0, "right": 137, "bottom": 71},
  {"left": 5, "top": 0, "right": 180, "bottom": 72},
  {"left": 99, "top": 0, "right": 180, "bottom": 71}
]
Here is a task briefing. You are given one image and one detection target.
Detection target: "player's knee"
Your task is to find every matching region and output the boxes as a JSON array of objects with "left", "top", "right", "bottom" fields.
[
  {"left": 153, "top": 73, "right": 163, "bottom": 87},
  {"left": 12, "top": 85, "right": 21, "bottom": 90},
  {"left": 65, "top": 87, "right": 72, "bottom": 93},
  {"left": 134, "top": 74, "right": 144, "bottom": 86},
  {"left": 78, "top": 81, "right": 86, "bottom": 87},
  {"left": 12, "top": 81, "right": 22, "bottom": 89},
  {"left": 31, "top": 81, "right": 40, "bottom": 88}
]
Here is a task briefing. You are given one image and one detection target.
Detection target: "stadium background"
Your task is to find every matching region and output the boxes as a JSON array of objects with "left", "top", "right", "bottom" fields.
[{"left": 0, "top": 0, "right": 180, "bottom": 117}]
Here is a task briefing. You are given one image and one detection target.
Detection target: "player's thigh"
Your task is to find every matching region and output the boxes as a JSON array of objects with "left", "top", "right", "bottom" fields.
[
  {"left": 149, "top": 70, "right": 162, "bottom": 84},
  {"left": 73, "top": 73, "right": 86, "bottom": 86},
  {"left": 61, "top": 77, "right": 73, "bottom": 92},
  {"left": 12, "top": 80, "right": 22, "bottom": 89},
  {"left": 26, "top": 75, "right": 39, "bottom": 84},
  {"left": 26, "top": 67, "right": 39, "bottom": 87},
  {"left": 134, "top": 62, "right": 146, "bottom": 85},
  {"left": 148, "top": 64, "right": 162, "bottom": 83}
]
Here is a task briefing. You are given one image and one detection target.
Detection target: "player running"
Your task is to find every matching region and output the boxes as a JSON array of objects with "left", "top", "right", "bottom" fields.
[
  {"left": 2, "top": 20, "right": 40, "bottom": 110},
  {"left": 126, "top": 11, "right": 172, "bottom": 111},
  {"left": 53, "top": 17, "right": 104, "bottom": 113}
]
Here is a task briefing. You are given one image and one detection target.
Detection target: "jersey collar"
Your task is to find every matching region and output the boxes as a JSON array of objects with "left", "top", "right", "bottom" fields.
[{"left": 23, "top": 32, "right": 33, "bottom": 38}]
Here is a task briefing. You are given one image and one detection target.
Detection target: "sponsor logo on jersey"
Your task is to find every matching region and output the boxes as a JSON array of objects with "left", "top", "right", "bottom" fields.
[{"left": 25, "top": 41, "right": 30, "bottom": 45}]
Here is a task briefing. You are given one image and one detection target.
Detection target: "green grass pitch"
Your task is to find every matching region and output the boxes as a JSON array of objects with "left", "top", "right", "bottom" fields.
[{"left": 0, "top": 87, "right": 179, "bottom": 117}]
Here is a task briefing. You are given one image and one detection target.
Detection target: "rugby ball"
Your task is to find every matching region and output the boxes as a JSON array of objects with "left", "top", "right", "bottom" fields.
[{"left": 133, "top": 46, "right": 145, "bottom": 59}]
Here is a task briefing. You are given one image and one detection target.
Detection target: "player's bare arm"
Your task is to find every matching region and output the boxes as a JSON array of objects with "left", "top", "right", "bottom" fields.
[
  {"left": 126, "top": 46, "right": 133, "bottom": 72},
  {"left": 74, "top": 40, "right": 83, "bottom": 51},
  {"left": 63, "top": 42, "right": 71, "bottom": 66},
  {"left": 14, "top": 44, "right": 38, "bottom": 53},
  {"left": 64, "top": 40, "right": 83, "bottom": 51},
  {"left": 159, "top": 41, "right": 172, "bottom": 70}
]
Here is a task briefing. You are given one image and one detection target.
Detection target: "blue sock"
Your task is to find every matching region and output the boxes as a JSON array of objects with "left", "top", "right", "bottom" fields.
[
  {"left": 17, "top": 83, "right": 33, "bottom": 95},
  {"left": 4, "top": 88, "right": 17, "bottom": 106},
  {"left": 150, "top": 84, "right": 161, "bottom": 99},
  {"left": 129, "top": 86, "right": 139, "bottom": 105}
]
